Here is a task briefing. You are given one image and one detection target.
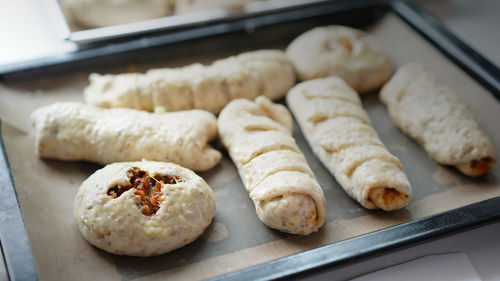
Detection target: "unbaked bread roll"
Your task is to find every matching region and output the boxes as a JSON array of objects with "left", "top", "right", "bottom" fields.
[
  {"left": 287, "top": 77, "right": 411, "bottom": 211},
  {"left": 218, "top": 96, "right": 326, "bottom": 235},
  {"left": 60, "top": 0, "right": 175, "bottom": 28},
  {"left": 175, "top": 0, "right": 257, "bottom": 14},
  {"left": 31, "top": 102, "right": 221, "bottom": 171},
  {"left": 74, "top": 161, "right": 215, "bottom": 256},
  {"left": 84, "top": 50, "right": 296, "bottom": 114},
  {"left": 286, "top": 25, "right": 391, "bottom": 93},
  {"left": 380, "top": 62, "right": 496, "bottom": 176}
]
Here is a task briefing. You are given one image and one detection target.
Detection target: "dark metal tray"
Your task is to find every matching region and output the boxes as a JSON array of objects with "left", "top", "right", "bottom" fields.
[{"left": 1, "top": 1, "right": 499, "bottom": 280}]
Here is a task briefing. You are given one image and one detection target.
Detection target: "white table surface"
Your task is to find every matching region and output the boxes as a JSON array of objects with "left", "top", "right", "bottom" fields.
[{"left": 0, "top": 0, "right": 499, "bottom": 280}]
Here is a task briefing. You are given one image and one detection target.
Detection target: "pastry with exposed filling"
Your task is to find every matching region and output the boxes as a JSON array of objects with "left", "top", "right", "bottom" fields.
[
  {"left": 218, "top": 96, "right": 326, "bottom": 235},
  {"left": 287, "top": 77, "right": 412, "bottom": 211},
  {"left": 74, "top": 161, "right": 215, "bottom": 256},
  {"left": 380, "top": 62, "right": 496, "bottom": 176},
  {"left": 31, "top": 102, "right": 221, "bottom": 171},
  {"left": 286, "top": 25, "right": 391, "bottom": 93}
]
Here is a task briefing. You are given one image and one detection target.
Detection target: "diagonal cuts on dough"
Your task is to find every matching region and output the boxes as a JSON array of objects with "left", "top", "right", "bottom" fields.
[
  {"left": 287, "top": 77, "right": 412, "bottom": 211},
  {"left": 218, "top": 96, "right": 326, "bottom": 235}
]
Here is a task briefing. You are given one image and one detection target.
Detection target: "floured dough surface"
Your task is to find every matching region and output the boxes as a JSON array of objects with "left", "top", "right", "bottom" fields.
[
  {"left": 60, "top": 0, "right": 175, "bottom": 28},
  {"left": 286, "top": 25, "right": 391, "bottom": 93},
  {"left": 31, "top": 102, "right": 221, "bottom": 171},
  {"left": 287, "top": 77, "right": 411, "bottom": 211},
  {"left": 380, "top": 62, "right": 496, "bottom": 176},
  {"left": 74, "top": 161, "right": 216, "bottom": 256},
  {"left": 84, "top": 50, "right": 296, "bottom": 114},
  {"left": 218, "top": 96, "right": 326, "bottom": 235}
]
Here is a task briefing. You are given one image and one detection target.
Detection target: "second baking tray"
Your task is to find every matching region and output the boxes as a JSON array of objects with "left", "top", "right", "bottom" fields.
[{"left": 0, "top": 1, "right": 499, "bottom": 280}]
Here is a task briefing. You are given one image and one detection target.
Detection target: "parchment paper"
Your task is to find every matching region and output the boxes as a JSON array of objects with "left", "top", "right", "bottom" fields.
[{"left": 0, "top": 12, "right": 499, "bottom": 281}]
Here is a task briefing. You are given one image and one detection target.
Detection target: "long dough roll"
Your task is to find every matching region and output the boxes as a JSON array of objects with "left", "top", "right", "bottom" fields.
[
  {"left": 380, "top": 63, "right": 496, "bottom": 176},
  {"left": 31, "top": 102, "right": 221, "bottom": 171},
  {"left": 287, "top": 77, "right": 411, "bottom": 211},
  {"left": 218, "top": 96, "right": 326, "bottom": 235},
  {"left": 84, "top": 50, "right": 296, "bottom": 114}
]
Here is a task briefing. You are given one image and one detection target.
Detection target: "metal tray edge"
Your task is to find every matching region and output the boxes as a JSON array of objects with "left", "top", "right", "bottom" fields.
[{"left": 0, "top": 121, "right": 38, "bottom": 281}]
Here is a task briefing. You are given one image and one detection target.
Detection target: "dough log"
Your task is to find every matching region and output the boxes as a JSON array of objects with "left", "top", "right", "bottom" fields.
[
  {"left": 31, "top": 102, "right": 221, "bottom": 171},
  {"left": 84, "top": 50, "right": 296, "bottom": 114},
  {"left": 218, "top": 96, "right": 326, "bottom": 235},
  {"left": 74, "top": 161, "right": 215, "bottom": 256},
  {"left": 287, "top": 77, "right": 412, "bottom": 211},
  {"left": 380, "top": 62, "right": 496, "bottom": 176}
]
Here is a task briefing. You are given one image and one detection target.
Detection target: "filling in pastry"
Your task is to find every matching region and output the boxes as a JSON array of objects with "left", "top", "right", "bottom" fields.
[
  {"left": 467, "top": 157, "right": 495, "bottom": 175},
  {"left": 107, "top": 167, "right": 182, "bottom": 216},
  {"left": 368, "top": 187, "right": 409, "bottom": 211}
]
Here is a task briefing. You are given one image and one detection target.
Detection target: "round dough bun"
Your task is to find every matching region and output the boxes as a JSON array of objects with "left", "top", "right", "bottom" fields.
[
  {"left": 61, "top": 0, "right": 175, "bottom": 28},
  {"left": 74, "top": 161, "right": 215, "bottom": 256},
  {"left": 286, "top": 25, "right": 392, "bottom": 93}
]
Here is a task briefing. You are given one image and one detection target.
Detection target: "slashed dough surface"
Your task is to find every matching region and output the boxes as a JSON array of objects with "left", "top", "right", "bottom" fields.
[
  {"left": 287, "top": 77, "right": 411, "bottom": 211},
  {"left": 84, "top": 50, "right": 296, "bottom": 113},
  {"left": 218, "top": 96, "right": 326, "bottom": 235},
  {"left": 74, "top": 161, "right": 215, "bottom": 256},
  {"left": 286, "top": 25, "right": 391, "bottom": 93},
  {"left": 380, "top": 62, "right": 496, "bottom": 176},
  {"left": 31, "top": 102, "right": 221, "bottom": 171}
]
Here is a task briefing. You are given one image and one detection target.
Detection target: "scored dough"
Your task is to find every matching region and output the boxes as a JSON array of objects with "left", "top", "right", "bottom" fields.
[
  {"left": 380, "top": 62, "right": 497, "bottom": 176},
  {"left": 31, "top": 102, "right": 221, "bottom": 171},
  {"left": 287, "top": 77, "right": 412, "bottom": 211},
  {"left": 60, "top": 0, "right": 175, "bottom": 28},
  {"left": 218, "top": 96, "right": 326, "bottom": 235},
  {"left": 286, "top": 25, "right": 391, "bottom": 93},
  {"left": 84, "top": 50, "right": 296, "bottom": 114},
  {"left": 74, "top": 161, "right": 215, "bottom": 256}
]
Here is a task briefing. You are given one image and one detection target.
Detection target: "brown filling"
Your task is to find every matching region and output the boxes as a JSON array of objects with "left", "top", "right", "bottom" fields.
[
  {"left": 368, "top": 187, "right": 409, "bottom": 211},
  {"left": 338, "top": 36, "right": 353, "bottom": 52},
  {"left": 469, "top": 157, "right": 495, "bottom": 175},
  {"left": 106, "top": 167, "right": 182, "bottom": 216}
]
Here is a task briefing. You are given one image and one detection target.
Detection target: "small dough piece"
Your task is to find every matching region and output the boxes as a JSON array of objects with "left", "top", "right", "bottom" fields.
[
  {"left": 31, "top": 102, "right": 221, "bottom": 171},
  {"left": 380, "top": 62, "right": 497, "bottom": 176},
  {"left": 84, "top": 50, "right": 296, "bottom": 114},
  {"left": 74, "top": 161, "right": 215, "bottom": 256},
  {"left": 60, "top": 0, "right": 175, "bottom": 28},
  {"left": 175, "top": 0, "right": 257, "bottom": 14},
  {"left": 287, "top": 77, "right": 411, "bottom": 211},
  {"left": 286, "top": 25, "right": 391, "bottom": 93},
  {"left": 218, "top": 96, "right": 326, "bottom": 235}
]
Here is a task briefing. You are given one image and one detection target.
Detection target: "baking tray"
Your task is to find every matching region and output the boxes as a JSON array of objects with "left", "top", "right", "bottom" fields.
[
  {"left": 45, "top": 0, "right": 333, "bottom": 45},
  {"left": 0, "top": 1, "right": 499, "bottom": 280}
]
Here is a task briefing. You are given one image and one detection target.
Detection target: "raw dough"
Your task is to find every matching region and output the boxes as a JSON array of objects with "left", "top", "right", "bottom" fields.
[
  {"left": 31, "top": 102, "right": 221, "bottom": 171},
  {"left": 84, "top": 50, "right": 296, "bottom": 113},
  {"left": 287, "top": 77, "right": 412, "bottom": 211},
  {"left": 175, "top": 0, "right": 257, "bottom": 14},
  {"left": 286, "top": 25, "right": 391, "bottom": 93},
  {"left": 74, "top": 161, "right": 215, "bottom": 256},
  {"left": 218, "top": 96, "right": 326, "bottom": 235},
  {"left": 60, "top": 0, "right": 175, "bottom": 28},
  {"left": 380, "top": 62, "right": 496, "bottom": 176}
]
